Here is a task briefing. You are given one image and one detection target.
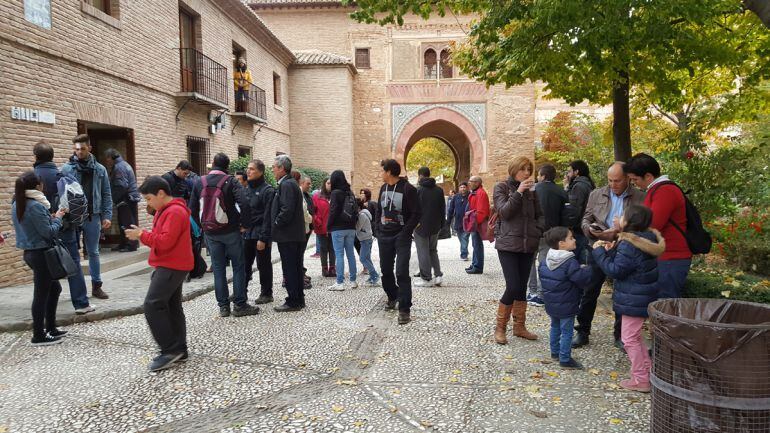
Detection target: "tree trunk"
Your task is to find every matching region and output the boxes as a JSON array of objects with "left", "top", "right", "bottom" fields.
[
  {"left": 612, "top": 71, "right": 632, "bottom": 162},
  {"left": 745, "top": 0, "right": 770, "bottom": 28}
]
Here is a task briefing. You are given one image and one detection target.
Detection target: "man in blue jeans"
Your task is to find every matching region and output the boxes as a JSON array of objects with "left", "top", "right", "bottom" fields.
[
  {"left": 446, "top": 182, "right": 470, "bottom": 261},
  {"left": 60, "top": 134, "right": 112, "bottom": 300},
  {"left": 190, "top": 153, "right": 259, "bottom": 318}
]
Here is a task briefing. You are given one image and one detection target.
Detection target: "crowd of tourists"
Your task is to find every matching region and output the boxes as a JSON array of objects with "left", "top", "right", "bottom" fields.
[{"left": 12, "top": 134, "right": 697, "bottom": 386}]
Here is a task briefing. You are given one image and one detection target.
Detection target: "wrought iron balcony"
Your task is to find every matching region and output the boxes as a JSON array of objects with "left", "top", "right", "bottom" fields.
[
  {"left": 233, "top": 81, "right": 267, "bottom": 123},
  {"left": 177, "top": 48, "right": 228, "bottom": 109}
]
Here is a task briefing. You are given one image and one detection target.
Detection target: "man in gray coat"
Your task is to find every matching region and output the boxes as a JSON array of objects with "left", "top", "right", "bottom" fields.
[{"left": 105, "top": 148, "right": 141, "bottom": 252}]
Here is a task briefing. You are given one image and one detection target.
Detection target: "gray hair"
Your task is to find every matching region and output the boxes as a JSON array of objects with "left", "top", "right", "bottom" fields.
[
  {"left": 301, "top": 174, "right": 311, "bottom": 183},
  {"left": 274, "top": 154, "right": 292, "bottom": 173},
  {"left": 105, "top": 148, "right": 121, "bottom": 160}
]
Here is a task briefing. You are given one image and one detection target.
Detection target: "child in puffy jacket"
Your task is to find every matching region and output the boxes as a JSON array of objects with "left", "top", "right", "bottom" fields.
[
  {"left": 539, "top": 226, "right": 595, "bottom": 370},
  {"left": 592, "top": 205, "right": 665, "bottom": 393}
]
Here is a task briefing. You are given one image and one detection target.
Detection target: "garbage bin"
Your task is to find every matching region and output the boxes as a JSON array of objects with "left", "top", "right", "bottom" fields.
[{"left": 649, "top": 298, "right": 770, "bottom": 433}]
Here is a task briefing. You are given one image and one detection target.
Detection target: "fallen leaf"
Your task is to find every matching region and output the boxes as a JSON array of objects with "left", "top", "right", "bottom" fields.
[
  {"left": 145, "top": 411, "right": 156, "bottom": 419},
  {"left": 231, "top": 373, "right": 240, "bottom": 379},
  {"left": 530, "top": 371, "right": 543, "bottom": 379},
  {"left": 529, "top": 410, "right": 548, "bottom": 418},
  {"left": 449, "top": 377, "right": 459, "bottom": 383},
  {"left": 545, "top": 371, "right": 559, "bottom": 378},
  {"left": 609, "top": 418, "right": 623, "bottom": 425},
  {"left": 501, "top": 376, "right": 513, "bottom": 382},
  {"left": 360, "top": 360, "right": 370, "bottom": 367},
  {"left": 588, "top": 368, "right": 600, "bottom": 376},
  {"left": 353, "top": 420, "right": 366, "bottom": 427},
  {"left": 505, "top": 355, "right": 514, "bottom": 360},
  {"left": 721, "top": 290, "right": 732, "bottom": 298},
  {"left": 0, "top": 427, "right": 8, "bottom": 433},
  {"left": 331, "top": 404, "right": 345, "bottom": 413},
  {"left": 389, "top": 406, "right": 398, "bottom": 413},
  {"left": 281, "top": 415, "right": 289, "bottom": 421},
  {"left": 609, "top": 371, "right": 619, "bottom": 380},
  {"left": 552, "top": 397, "right": 562, "bottom": 403},
  {"left": 336, "top": 379, "right": 358, "bottom": 386},
  {"left": 452, "top": 369, "right": 462, "bottom": 375},
  {"left": 420, "top": 420, "right": 433, "bottom": 428},
  {"left": 523, "top": 385, "right": 541, "bottom": 395}
]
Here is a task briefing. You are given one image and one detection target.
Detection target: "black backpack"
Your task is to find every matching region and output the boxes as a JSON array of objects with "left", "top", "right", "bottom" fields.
[
  {"left": 339, "top": 191, "right": 359, "bottom": 224},
  {"left": 650, "top": 181, "right": 712, "bottom": 255},
  {"left": 559, "top": 202, "right": 581, "bottom": 228}
]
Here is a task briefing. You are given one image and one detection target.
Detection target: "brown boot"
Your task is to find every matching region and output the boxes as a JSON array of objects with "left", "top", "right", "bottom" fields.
[
  {"left": 511, "top": 301, "right": 538, "bottom": 340},
  {"left": 92, "top": 281, "right": 109, "bottom": 300},
  {"left": 495, "top": 302, "right": 513, "bottom": 345}
]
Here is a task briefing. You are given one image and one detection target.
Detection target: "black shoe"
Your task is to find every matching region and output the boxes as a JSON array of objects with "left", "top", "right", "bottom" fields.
[
  {"left": 30, "top": 334, "right": 63, "bottom": 346},
  {"left": 148, "top": 353, "right": 184, "bottom": 372},
  {"left": 614, "top": 339, "right": 626, "bottom": 353},
  {"left": 303, "top": 281, "right": 313, "bottom": 290},
  {"left": 560, "top": 358, "right": 584, "bottom": 370},
  {"left": 254, "top": 295, "right": 274, "bottom": 305},
  {"left": 385, "top": 299, "right": 397, "bottom": 310},
  {"left": 464, "top": 266, "right": 473, "bottom": 271},
  {"left": 178, "top": 351, "right": 189, "bottom": 362},
  {"left": 413, "top": 271, "right": 421, "bottom": 277},
  {"left": 398, "top": 311, "right": 411, "bottom": 325},
  {"left": 465, "top": 268, "right": 482, "bottom": 274},
  {"left": 233, "top": 304, "right": 260, "bottom": 317},
  {"left": 219, "top": 305, "right": 231, "bottom": 317},
  {"left": 47, "top": 328, "right": 68, "bottom": 338},
  {"left": 274, "top": 303, "right": 302, "bottom": 312},
  {"left": 572, "top": 333, "right": 589, "bottom": 348},
  {"left": 550, "top": 352, "right": 559, "bottom": 360},
  {"left": 118, "top": 246, "right": 137, "bottom": 252}
]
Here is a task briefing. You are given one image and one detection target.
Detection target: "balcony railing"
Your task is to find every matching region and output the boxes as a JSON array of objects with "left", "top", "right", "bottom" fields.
[
  {"left": 179, "top": 48, "right": 228, "bottom": 107},
  {"left": 234, "top": 81, "right": 267, "bottom": 122}
]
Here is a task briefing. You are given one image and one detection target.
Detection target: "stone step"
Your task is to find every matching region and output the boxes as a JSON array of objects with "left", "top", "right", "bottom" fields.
[{"left": 82, "top": 246, "right": 151, "bottom": 276}]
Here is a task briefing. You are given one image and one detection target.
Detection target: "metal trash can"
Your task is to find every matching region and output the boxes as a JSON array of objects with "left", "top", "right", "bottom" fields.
[{"left": 649, "top": 298, "right": 770, "bottom": 433}]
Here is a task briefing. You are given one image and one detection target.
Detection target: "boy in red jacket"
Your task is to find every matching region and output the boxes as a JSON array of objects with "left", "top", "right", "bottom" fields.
[{"left": 126, "top": 176, "right": 193, "bottom": 372}]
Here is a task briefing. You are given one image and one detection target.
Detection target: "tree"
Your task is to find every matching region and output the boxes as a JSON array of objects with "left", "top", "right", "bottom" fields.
[
  {"left": 406, "top": 137, "right": 457, "bottom": 180},
  {"left": 347, "top": 0, "right": 770, "bottom": 160}
]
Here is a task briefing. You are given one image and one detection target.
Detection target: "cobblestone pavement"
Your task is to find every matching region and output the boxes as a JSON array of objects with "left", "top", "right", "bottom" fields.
[{"left": 0, "top": 238, "right": 650, "bottom": 433}]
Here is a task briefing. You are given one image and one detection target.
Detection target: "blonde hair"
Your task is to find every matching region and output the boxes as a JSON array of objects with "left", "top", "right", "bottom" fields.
[{"left": 508, "top": 156, "right": 534, "bottom": 178}]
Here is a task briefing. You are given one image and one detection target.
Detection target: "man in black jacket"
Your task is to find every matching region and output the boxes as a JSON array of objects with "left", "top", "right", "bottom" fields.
[
  {"left": 162, "top": 160, "right": 193, "bottom": 203},
  {"left": 526, "top": 164, "right": 569, "bottom": 307},
  {"left": 190, "top": 153, "right": 258, "bottom": 318},
  {"left": 414, "top": 167, "right": 446, "bottom": 287},
  {"left": 240, "top": 159, "right": 275, "bottom": 305},
  {"left": 270, "top": 155, "right": 307, "bottom": 312},
  {"left": 564, "top": 160, "right": 595, "bottom": 262},
  {"left": 375, "top": 159, "right": 420, "bottom": 325}
]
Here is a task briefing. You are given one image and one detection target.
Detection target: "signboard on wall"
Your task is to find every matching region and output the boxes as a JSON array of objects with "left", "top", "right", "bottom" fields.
[
  {"left": 24, "top": 0, "right": 51, "bottom": 29},
  {"left": 10, "top": 107, "right": 56, "bottom": 125}
]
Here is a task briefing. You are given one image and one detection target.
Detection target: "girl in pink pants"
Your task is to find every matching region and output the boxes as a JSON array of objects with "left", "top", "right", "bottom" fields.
[{"left": 591, "top": 205, "right": 665, "bottom": 393}]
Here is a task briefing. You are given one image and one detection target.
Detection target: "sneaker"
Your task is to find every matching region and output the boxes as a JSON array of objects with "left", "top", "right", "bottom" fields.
[
  {"left": 327, "top": 283, "right": 346, "bottom": 291},
  {"left": 414, "top": 278, "right": 434, "bottom": 287},
  {"left": 310, "top": 253, "right": 320, "bottom": 258},
  {"left": 254, "top": 295, "right": 274, "bottom": 305},
  {"left": 232, "top": 304, "right": 260, "bottom": 317},
  {"left": 620, "top": 378, "right": 651, "bottom": 393},
  {"left": 75, "top": 305, "right": 96, "bottom": 315},
  {"left": 350, "top": 281, "right": 358, "bottom": 289},
  {"left": 550, "top": 352, "right": 559, "bottom": 360},
  {"left": 366, "top": 279, "right": 380, "bottom": 287},
  {"left": 178, "top": 351, "right": 190, "bottom": 362},
  {"left": 219, "top": 305, "right": 231, "bottom": 317},
  {"left": 148, "top": 353, "right": 184, "bottom": 372},
  {"left": 559, "top": 358, "right": 584, "bottom": 370},
  {"left": 434, "top": 276, "right": 443, "bottom": 286},
  {"left": 30, "top": 334, "right": 63, "bottom": 346},
  {"left": 274, "top": 303, "right": 303, "bottom": 312},
  {"left": 47, "top": 328, "right": 68, "bottom": 338},
  {"left": 527, "top": 296, "right": 545, "bottom": 307},
  {"left": 572, "top": 333, "right": 589, "bottom": 348},
  {"left": 361, "top": 268, "right": 369, "bottom": 275},
  {"left": 461, "top": 256, "right": 469, "bottom": 261},
  {"left": 465, "top": 268, "right": 482, "bottom": 275},
  {"left": 398, "top": 311, "right": 411, "bottom": 325},
  {"left": 385, "top": 299, "right": 398, "bottom": 310}
]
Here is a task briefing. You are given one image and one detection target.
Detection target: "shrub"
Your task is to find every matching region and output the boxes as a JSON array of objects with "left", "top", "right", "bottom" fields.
[
  {"left": 229, "top": 156, "right": 276, "bottom": 186},
  {"left": 708, "top": 208, "right": 770, "bottom": 275},
  {"left": 685, "top": 263, "right": 770, "bottom": 304},
  {"left": 295, "top": 166, "right": 329, "bottom": 191}
]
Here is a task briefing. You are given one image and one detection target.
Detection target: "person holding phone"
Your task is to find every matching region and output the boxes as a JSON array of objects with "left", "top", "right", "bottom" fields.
[{"left": 573, "top": 162, "right": 645, "bottom": 350}]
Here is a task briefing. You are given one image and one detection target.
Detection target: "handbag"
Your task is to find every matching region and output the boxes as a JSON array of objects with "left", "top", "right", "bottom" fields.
[
  {"left": 45, "top": 239, "right": 79, "bottom": 280},
  {"left": 480, "top": 212, "right": 498, "bottom": 242}
]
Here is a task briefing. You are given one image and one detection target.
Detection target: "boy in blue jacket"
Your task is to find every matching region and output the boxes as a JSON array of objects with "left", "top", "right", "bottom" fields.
[{"left": 539, "top": 226, "right": 595, "bottom": 369}]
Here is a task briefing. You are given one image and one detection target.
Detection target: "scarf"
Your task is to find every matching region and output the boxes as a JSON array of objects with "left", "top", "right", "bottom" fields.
[{"left": 25, "top": 189, "right": 51, "bottom": 210}]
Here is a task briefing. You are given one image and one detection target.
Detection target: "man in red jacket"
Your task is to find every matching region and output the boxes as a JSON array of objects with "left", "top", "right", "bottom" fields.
[
  {"left": 126, "top": 176, "right": 193, "bottom": 372},
  {"left": 624, "top": 153, "right": 692, "bottom": 298},
  {"left": 466, "top": 175, "right": 490, "bottom": 274}
]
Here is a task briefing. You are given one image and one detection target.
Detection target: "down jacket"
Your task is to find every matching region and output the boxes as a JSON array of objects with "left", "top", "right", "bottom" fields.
[
  {"left": 592, "top": 229, "right": 666, "bottom": 318},
  {"left": 493, "top": 178, "right": 544, "bottom": 253},
  {"left": 539, "top": 250, "right": 595, "bottom": 319}
]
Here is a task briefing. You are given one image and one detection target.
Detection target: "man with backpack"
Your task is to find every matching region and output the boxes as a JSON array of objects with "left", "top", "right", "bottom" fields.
[
  {"left": 162, "top": 161, "right": 193, "bottom": 203},
  {"left": 189, "top": 153, "right": 259, "bottom": 318},
  {"left": 60, "top": 134, "right": 112, "bottom": 300},
  {"left": 414, "top": 166, "right": 445, "bottom": 287},
  {"left": 625, "top": 154, "right": 706, "bottom": 299}
]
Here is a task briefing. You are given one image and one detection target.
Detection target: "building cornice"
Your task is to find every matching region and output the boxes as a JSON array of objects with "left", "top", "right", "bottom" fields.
[{"left": 215, "top": 0, "right": 296, "bottom": 66}]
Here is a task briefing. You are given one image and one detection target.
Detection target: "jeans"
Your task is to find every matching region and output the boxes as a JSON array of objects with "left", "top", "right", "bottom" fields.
[
  {"left": 470, "top": 231, "right": 484, "bottom": 272},
  {"left": 331, "top": 229, "right": 357, "bottom": 284},
  {"left": 58, "top": 229, "right": 90, "bottom": 309},
  {"left": 414, "top": 233, "right": 442, "bottom": 280},
  {"left": 23, "top": 249, "right": 62, "bottom": 339},
  {"left": 378, "top": 234, "right": 412, "bottom": 312},
  {"left": 318, "top": 234, "right": 335, "bottom": 270},
  {"left": 278, "top": 242, "right": 305, "bottom": 307},
  {"left": 457, "top": 230, "right": 469, "bottom": 259},
  {"left": 549, "top": 315, "right": 575, "bottom": 363},
  {"left": 657, "top": 259, "right": 691, "bottom": 299},
  {"left": 243, "top": 239, "right": 273, "bottom": 297},
  {"left": 207, "top": 230, "right": 247, "bottom": 307},
  {"left": 358, "top": 239, "right": 379, "bottom": 282},
  {"left": 116, "top": 201, "right": 139, "bottom": 250},
  {"left": 497, "top": 250, "right": 534, "bottom": 304},
  {"left": 315, "top": 235, "right": 320, "bottom": 254},
  {"left": 621, "top": 315, "right": 651, "bottom": 385},
  {"left": 575, "top": 245, "right": 623, "bottom": 340},
  {"left": 527, "top": 238, "right": 549, "bottom": 298},
  {"left": 81, "top": 215, "right": 103, "bottom": 283},
  {"left": 144, "top": 267, "right": 188, "bottom": 355}
]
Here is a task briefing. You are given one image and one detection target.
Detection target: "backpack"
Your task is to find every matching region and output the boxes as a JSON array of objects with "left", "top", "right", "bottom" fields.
[
  {"left": 559, "top": 202, "right": 581, "bottom": 228},
  {"left": 56, "top": 174, "right": 88, "bottom": 226},
  {"left": 199, "top": 175, "right": 230, "bottom": 232},
  {"left": 650, "top": 181, "right": 712, "bottom": 255},
  {"left": 188, "top": 217, "right": 207, "bottom": 280},
  {"left": 339, "top": 191, "right": 358, "bottom": 224}
]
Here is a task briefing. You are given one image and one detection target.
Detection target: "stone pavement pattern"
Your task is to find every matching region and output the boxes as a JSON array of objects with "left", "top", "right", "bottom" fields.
[{"left": 0, "top": 238, "right": 650, "bottom": 432}]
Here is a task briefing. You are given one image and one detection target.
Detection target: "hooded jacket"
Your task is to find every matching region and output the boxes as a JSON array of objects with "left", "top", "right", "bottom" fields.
[
  {"left": 539, "top": 249, "right": 595, "bottom": 319},
  {"left": 139, "top": 198, "right": 193, "bottom": 271},
  {"left": 566, "top": 175, "right": 594, "bottom": 226},
  {"left": 327, "top": 171, "right": 356, "bottom": 232},
  {"left": 375, "top": 178, "right": 420, "bottom": 239},
  {"left": 592, "top": 229, "right": 665, "bottom": 317},
  {"left": 356, "top": 208, "right": 374, "bottom": 241},
  {"left": 415, "top": 177, "right": 446, "bottom": 237},
  {"left": 60, "top": 154, "right": 113, "bottom": 220},
  {"left": 239, "top": 177, "right": 275, "bottom": 242},
  {"left": 33, "top": 161, "right": 60, "bottom": 212},
  {"left": 493, "top": 178, "right": 544, "bottom": 253},
  {"left": 312, "top": 192, "right": 331, "bottom": 235}
]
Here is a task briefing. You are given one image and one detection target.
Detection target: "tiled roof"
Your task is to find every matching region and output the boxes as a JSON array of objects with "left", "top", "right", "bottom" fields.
[{"left": 294, "top": 50, "right": 352, "bottom": 65}]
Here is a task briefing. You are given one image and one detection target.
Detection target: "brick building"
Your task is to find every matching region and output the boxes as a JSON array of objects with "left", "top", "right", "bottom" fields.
[{"left": 0, "top": 0, "right": 293, "bottom": 286}]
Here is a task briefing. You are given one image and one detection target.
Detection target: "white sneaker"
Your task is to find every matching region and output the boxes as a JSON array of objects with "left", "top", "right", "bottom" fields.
[
  {"left": 75, "top": 305, "right": 96, "bottom": 315},
  {"left": 350, "top": 281, "right": 359, "bottom": 289},
  {"left": 434, "top": 276, "right": 443, "bottom": 286},
  {"left": 414, "top": 278, "right": 435, "bottom": 287},
  {"left": 327, "top": 283, "right": 346, "bottom": 291}
]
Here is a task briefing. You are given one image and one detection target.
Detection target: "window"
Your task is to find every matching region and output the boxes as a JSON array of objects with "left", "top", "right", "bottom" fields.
[
  {"left": 186, "top": 136, "right": 209, "bottom": 176},
  {"left": 440, "top": 49, "right": 453, "bottom": 79},
  {"left": 89, "top": 0, "right": 110, "bottom": 15},
  {"left": 238, "top": 146, "right": 252, "bottom": 158},
  {"left": 355, "top": 48, "right": 370, "bottom": 69},
  {"left": 273, "top": 73, "right": 282, "bottom": 106},
  {"left": 81, "top": 0, "right": 120, "bottom": 27},
  {"left": 423, "top": 49, "right": 437, "bottom": 79}
]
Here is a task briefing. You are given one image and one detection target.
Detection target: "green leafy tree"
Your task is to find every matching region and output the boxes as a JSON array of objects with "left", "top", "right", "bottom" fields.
[
  {"left": 406, "top": 137, "right": 457, "bottom": 179},
  {"left": 348, "top": 0, "right": 770, "bottom": 160}
]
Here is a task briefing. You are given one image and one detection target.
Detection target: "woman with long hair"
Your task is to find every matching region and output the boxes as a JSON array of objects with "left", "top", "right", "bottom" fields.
[
  {"left": 326, "top": 170, "right": 358, "bottom": 291},
  {"left": 492, "top": 156, "right": 544, "bottom": 345},
  {"left": 312, "top": 178, "right": 335, "bottom": 277},
  {"left": 11, "top": 171, "right": 68, "bottom": 346}
]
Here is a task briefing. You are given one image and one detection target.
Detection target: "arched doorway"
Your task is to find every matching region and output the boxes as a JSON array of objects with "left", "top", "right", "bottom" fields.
[{"left": 406, "top": 137, "right": 458, "bottom": 192}]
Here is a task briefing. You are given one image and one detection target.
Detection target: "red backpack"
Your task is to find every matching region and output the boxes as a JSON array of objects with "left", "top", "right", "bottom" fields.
[{"left": 199, "top": 175, "right": 230, "bottom": 232}]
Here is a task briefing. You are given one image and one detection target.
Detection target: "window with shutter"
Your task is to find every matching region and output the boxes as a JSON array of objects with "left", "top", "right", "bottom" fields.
[{"left": 355, "top": 48, "right": 370, "bottom": 69}]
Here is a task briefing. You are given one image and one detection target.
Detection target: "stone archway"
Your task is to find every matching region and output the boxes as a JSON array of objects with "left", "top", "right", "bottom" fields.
[{"left": 394, "top": 106, "right": 485, "bottom": 186}]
